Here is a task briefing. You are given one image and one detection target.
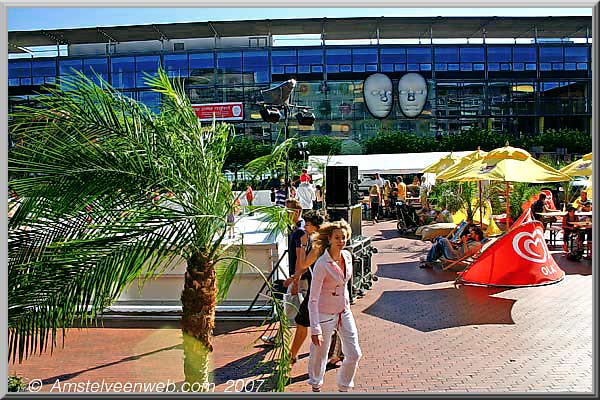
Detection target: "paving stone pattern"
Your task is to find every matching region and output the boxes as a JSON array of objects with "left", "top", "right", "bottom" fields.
[{"left": 9, "top": 220, "right": 593, "bottom": 394}]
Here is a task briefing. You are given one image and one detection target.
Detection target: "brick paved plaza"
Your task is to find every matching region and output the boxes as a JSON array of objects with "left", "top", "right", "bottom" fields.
[{"left": 9, "top": 220, "right": 593, "bottom": 394}]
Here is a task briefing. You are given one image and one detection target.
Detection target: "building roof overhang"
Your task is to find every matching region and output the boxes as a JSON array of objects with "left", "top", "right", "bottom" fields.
[{"left": 8, "top": 16, "right": 592, "bottom": 53}]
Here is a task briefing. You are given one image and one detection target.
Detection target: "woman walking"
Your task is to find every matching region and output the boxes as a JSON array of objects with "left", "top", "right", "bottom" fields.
[
  {"left": 308, "top": 220, "right": 362, "bottom": 392},
  {"left": 368, "top": 185, "right": 381, "bottom": 223}
]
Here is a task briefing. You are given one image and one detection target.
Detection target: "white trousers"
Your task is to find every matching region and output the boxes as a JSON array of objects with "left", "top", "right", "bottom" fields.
[{"left": 307, "top": 309, "right": 362, "bottom": 391}]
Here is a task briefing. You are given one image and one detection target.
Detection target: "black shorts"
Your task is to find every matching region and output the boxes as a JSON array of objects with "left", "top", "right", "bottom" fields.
[{"left": 294, "top": 293, "right": 310, "bottom": 327}]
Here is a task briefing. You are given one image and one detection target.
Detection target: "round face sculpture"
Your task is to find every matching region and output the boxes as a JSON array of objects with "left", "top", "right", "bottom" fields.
[
  {"left": 363, "top": 73, "right": 393, "bottom": 119},
  {"left": 397, "top": 73, "right": 428, "bottom": 118}
]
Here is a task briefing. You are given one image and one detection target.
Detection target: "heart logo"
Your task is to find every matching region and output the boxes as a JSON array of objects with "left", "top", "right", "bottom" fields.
[{"left": 512, "top": 229, "right": 548, "bottom": 264}]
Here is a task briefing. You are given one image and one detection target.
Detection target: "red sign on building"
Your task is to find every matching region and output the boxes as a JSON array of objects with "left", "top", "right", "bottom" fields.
[{"left": 192, "top": 102, "right": 244, "bottom": 121}]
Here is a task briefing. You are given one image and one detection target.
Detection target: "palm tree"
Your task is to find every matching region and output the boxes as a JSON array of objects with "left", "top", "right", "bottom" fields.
[{"left": 8, "top": 70, "right": 292, "bottom": 389}]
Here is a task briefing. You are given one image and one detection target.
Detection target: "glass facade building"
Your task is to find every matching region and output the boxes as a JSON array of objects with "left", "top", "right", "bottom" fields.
[{"left": 8, "top": 17, "right": 592, "bottom": 142}]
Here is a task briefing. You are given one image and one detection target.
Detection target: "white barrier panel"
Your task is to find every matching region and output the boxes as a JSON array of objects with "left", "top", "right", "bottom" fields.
[
  {"left": 114, "top": 214, "right": 289, "bottom": 311},
  {"left": 233, "top": 190, "right": 275, "bottom": 207}
]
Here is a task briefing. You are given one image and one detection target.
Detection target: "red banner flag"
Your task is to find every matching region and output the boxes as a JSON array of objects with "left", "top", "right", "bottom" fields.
[{"left": 192, "top": 102, "right": 244, "bottom": 121}]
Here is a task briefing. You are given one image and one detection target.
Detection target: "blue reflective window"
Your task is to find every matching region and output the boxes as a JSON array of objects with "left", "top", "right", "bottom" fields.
[
  {"left": 540, "top": 63, "right": 551, "bottom": 71},
  {"left": 326, "top": 48, "right": 351, "bottom": 65},
  {"left": 111, "top": 56, "right": 135, "bottom": 72},
  {"left": 31, "top": 59, "right": 56, "bottom": 85},
  {"left": 435, "top": 63, "right": 447, "bottom": 71},
  {"left": 8, "top": 60, "right": 31, "bottom": 86},
  {"left": 513, "top": 47, "right": 536, "bottom": 62},
  {"left": 340, "top": 64, "right": 352, "bottom": 72},
  {"left": 407, "top": 63, "right": 419, "bottom": 71},
  {"left": 487, "top": 47, "right": 512, "bottom": 62},
  {"left": 565, "top": 47, "right": 588, "bottom": 62},
  {"left": 353, "top": 64, "right": 365, "bottom": 72},
  {"left": 59, "top": 59, "right": 83, "bottom": 75},
  {"left": 366, "top": 64, "right": 378, "bottom": 72},
  {"left": 381, "top": 63, "right": 393, "bottom": 72},
  {"left": 83, "top": 58, "right": 109, "bottom": 84},
  {"left": 420, "top": 63, "right": 431, "bottom": 71},
  {"left": 577, "top": 62, "right": 588, "bottom": 70},
  {"left": 448, "top": 63, "right": 459, "bottom": 71},
  {"left": 380, "top": 48, "right": 406, "bottom": 63},
  {"left": 110, "top": 57, "right": 135, "bottom": 89},
  {"left": 352, "top": 48, "right": 377, "bottom": 64},
  {"left": 164, "top": 56, "right": 189, "bottom": 78},
  {"left": 243, "top": 50, "right": 268, "bottom": 69},
  {"left": 217, "top": 52, "right": 242, "bottom": 71},
  {"left": 513, "top": 63, "right": 524, "bottom": 71},
  {"left": 189, "top": 52, "right": 214, "bottom": 69},
  {"left": 526, "top": 63, "right": 536, "bottom": 71},
  {"left": 272, "top": 49, "right": 297, "bottom": 67},
  {"left": 435, "top": 47, "right": 458, "bottom": 63},
  {"left": 394, "top": 64, "right": 406, "bottom": 72},
  {"left": 139, "top": 90, "right": 161, "bottom": 114},
  {"left": 501, "top": 63, "right": 511, "bottom": 71},
  {"left": 163, "top": 54, "right": 189, "bottom": 72},
  {"left": 488, "top": 63, "right": 499, "bottom": 71},
  {"left": 298, "top": 49, "right": 322, "bottom": 65},
  {"left": 460, "top": 63, "right": 473, "bottom": 71},
  {"left": 552, "top": 63, "right": 563, "bottom": 70},
  {"left": 243, "top": 50, "right": 268, "bottom": 83},
  {"left": 460, "top": 47, "right": 484, "bottom": 62},
  {"left": 540, "top": 47, "right": 563, "bottom": 63},
  {"left": 326, "top": 65, "right": 339, "bottom": 73},
  {"left": 407, "top": 47, "right": 431, "bottom": 63},
  {"left": 474, "top": 63, "right": 485, "bottom": 71},
  {"left": 311, "top": 65, "right": 323, "bottom": 73},
  {"left": 135, "top": 56, "right": 160, "bottom": 87},
  {"left": 565, "top": 63, "right": 576, "bottom": 70},
  {"left": 136, "top": 55, "right": 160, "bottom": 71},
  {"left": 9, "top": 60, "right": 31, "bottom": 77},
  {"left": 298, "top": 65, "right": 310, "bottom": 73},
  {"left": 284, "top": 65, "right": 297, "bottom": 74}
]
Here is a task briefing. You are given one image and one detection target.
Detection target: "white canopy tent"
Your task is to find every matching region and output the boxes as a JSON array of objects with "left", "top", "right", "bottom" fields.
[{"left": 308, "top": 151, "right": 473, "bottom": 182}]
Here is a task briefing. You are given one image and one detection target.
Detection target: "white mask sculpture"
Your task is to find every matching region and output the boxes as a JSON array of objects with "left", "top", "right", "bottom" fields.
[
  {"left": 363, "top": 73, "right": 393, "bottom": 119},
  {"left": 398, "top": 73, "right": 428, "bottom": 118}
]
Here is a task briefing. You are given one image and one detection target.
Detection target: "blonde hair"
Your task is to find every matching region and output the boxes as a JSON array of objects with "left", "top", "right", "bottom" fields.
[
  {"left": 314, "top": 219, "right": 352, "bottom": 249},
  {"left": 369, "top": 185, "right": 380, "bottom": 195}
]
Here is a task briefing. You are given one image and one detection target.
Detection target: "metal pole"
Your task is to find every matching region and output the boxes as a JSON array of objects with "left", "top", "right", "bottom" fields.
[
  {"left": 284, "top": 105, "right": 289, "bottom": 197},
  {"left": 506, "top": 181, "right": 510, "bottom": 229},
  {"left": 479, "top": 181, "right": 484, "bottom": 228}
]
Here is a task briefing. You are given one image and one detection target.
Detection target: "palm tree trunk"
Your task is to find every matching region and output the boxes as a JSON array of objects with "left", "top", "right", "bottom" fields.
[{"left": 181, "top": 251, "right": 217, "bottom": 388}]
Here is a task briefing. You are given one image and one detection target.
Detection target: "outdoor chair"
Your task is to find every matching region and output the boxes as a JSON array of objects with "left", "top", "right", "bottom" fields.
[{"left": 439, "top": 236, "right": 499, "bottom": 272}]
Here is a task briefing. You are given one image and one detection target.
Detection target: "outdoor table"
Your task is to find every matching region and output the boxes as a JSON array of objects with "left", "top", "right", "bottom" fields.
[{"left": 538, "top": 211, "right": 593, "bottom": 217}]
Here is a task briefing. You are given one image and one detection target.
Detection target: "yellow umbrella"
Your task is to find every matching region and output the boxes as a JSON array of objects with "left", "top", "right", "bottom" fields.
[
  {"left": 436, "top": 148, "right": 488, "bottom": 227},
  {"left": 435, "top": 148, "right": 488, "bottom": 181},
  {"left": 441, "top": 145, "right": 571, "bottom": 222},
  {"left": 560, "top": 152, "right": 592, "bottom": 177},
  {"left": 421, "top": 152, "right": 460, "bottom": 174}
]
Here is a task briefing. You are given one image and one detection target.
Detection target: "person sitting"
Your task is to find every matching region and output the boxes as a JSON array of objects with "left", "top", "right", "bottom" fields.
[
  {"left": 419, "top": 226, "right": 484, "bottom": 268},
  {"left": 573, "top": 190, "right": 591, "bottom": 211},
  {"left": 531, "top": 192, "right": 555, "bottom": 230},
  {"left": 562, "top": 204, "right": 582, "bottom": 253}
]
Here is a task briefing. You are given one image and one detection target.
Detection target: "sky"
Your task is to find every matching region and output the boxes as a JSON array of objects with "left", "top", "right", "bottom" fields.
[{"left": 7, "top": 7, "right": 593, "bottom": 31}]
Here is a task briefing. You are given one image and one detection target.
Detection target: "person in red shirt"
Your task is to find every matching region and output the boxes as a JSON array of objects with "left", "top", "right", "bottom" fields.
[{"left": 299, "top": 168, "right": 312, "bottom": 183}]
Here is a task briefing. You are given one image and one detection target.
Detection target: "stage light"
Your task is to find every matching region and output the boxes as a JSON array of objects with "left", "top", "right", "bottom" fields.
[
  {"left": 295, "top": 111, "right": 316, "bottom": 126},
  {"left": 259, "top": 107, "right": 281, "bottom": 123}
]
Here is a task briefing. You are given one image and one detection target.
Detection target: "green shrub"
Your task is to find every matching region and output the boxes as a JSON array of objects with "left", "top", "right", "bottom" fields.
[{"left": 8, "top": 375, "right": 27, "bottom": 392}]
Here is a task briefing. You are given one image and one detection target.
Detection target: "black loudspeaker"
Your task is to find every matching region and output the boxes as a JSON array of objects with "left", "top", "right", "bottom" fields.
[
  {"left": 327, "top": 205, "right": 362, "bottom": 238},
  {"left": 326, "top": 165, "right": 359, "bottom": 207}
]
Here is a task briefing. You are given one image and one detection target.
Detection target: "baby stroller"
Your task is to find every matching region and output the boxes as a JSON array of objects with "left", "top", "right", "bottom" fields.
[{"left": 396, "top": 200, "right": 420, "bottom": 234}]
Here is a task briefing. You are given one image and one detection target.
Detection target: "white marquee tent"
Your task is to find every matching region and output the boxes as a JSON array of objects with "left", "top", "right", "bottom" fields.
[{"left": 308, "top": 151, "right": 473, "bottom": 177}]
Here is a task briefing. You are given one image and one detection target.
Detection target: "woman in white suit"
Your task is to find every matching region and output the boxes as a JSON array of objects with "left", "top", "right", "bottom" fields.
[{"left": 307, "top": 220, "right": 362, "bottom": 392}]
